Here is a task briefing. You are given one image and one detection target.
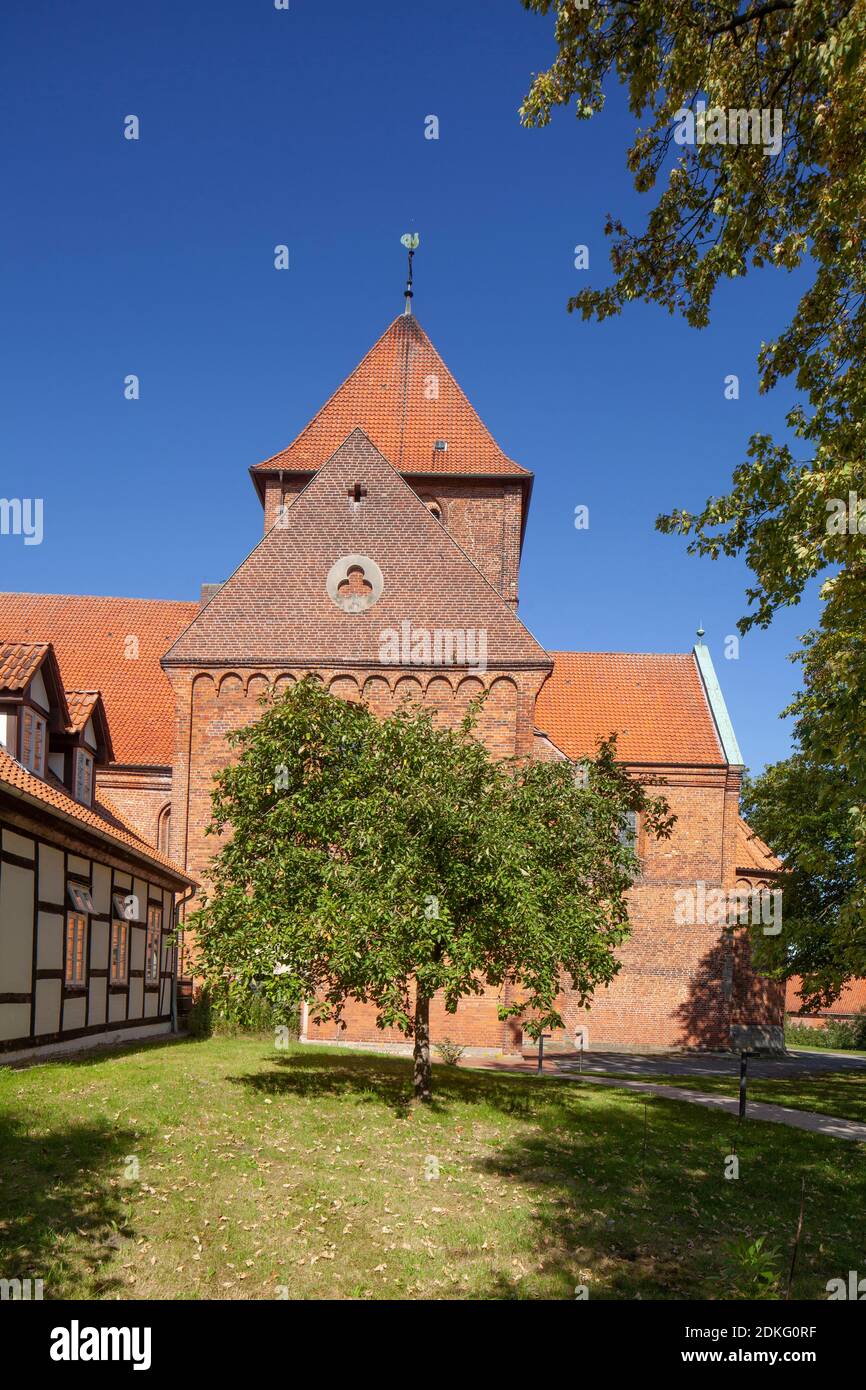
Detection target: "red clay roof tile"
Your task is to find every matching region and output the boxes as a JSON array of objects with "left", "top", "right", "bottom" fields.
[
  {"left": 0, "top": 641, "right": 52, "bottom": 693},
  {"left": 252, "top": 314, "right": 529, "bottom": 480},
  {"left": 735, "top": 817, "right": 784, "bottom": 875},
  {"left": 63, "top": 690, "right": 100, "bottom": 734},
  {"left": 0, "top": 744, "right": 194, "bottom": 883},
  {"left": 535, "top": 651, "right": 725, "bottom": 765},
  {"left": 0, "top": 595, "right": 198, "bottom": 766}
]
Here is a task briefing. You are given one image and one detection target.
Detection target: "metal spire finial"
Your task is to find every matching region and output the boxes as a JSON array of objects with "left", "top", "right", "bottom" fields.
[
  {"left": 400, "top": 232, "right": 419, "bottom": 314},
  {"left": 696, "top": 622, "right": 706, "bottom": 642}
]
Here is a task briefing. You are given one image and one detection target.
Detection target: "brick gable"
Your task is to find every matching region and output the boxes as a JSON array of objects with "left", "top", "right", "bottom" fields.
[{"left": 164, "top": 430, "right": 551, "bottom": 672}]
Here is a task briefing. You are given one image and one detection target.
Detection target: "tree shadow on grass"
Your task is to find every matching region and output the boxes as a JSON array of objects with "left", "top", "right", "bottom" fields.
[
  {"left": 468, "top": 1088, "right": 866, "bottom": 1300},
  {"left": 231, "top": 1049, "right": 866, "bottom": 1300},
  {"left": 228, "top": 1048, "right": 543, "bottom": 1119},
  {"left": 0, "top": 1111, "right": 139, "bottom": 1299}
]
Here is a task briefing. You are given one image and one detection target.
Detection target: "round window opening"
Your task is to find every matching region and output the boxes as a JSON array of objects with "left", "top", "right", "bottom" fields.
[{"left": 326, "top": 554, "right": 384, "bottom": 613}]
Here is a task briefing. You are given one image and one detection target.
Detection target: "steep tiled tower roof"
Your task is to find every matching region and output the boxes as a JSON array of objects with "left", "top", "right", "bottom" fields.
[{"left": 250, "top": 313, "right": 529, "bottom": 492}]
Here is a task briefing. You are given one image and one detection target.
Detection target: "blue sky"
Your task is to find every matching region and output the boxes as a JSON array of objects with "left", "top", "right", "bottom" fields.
[{"left": 0, "top": 0, "right": 816, "bottom": 772}]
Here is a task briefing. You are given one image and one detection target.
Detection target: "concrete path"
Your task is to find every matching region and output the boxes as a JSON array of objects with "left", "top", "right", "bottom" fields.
[
  {"left": 554, "top": 1072, "right": 866, "bottom": 1143},
  {"left": 544, "top": 1047, "right": 866, "bottom": 1080},
  {"left": 467, "top": 1049, "right": 866, "bottom": 1141}
]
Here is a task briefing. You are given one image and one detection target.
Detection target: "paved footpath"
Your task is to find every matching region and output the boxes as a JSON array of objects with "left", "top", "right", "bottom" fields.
[
  {"left": 468, "top": 1053, "right": 866, "bottom": 1143},
  {"left": 559, "top": 1073, "right": 866, "bottom": 1143}
]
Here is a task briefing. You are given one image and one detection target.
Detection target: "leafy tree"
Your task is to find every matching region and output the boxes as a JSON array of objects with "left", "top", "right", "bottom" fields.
[
  {"left": 741, "top": 756, "right": 861, "bottom": 1007},
  {"left": 189, "top": 679, "right": 673, "bottom": 1101},
  {"left": 520, "top": 0, "right": 866, "bottom": 981}
]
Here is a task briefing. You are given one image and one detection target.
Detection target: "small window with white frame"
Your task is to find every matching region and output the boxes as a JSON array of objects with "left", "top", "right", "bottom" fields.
[
  {"left": 74, "top": 748, "right": 94, "bottom": 804},
  {"left": 110, "top": 918, "right": 128, "bottom": 984},
  {"left": 65, "top": 911, "right": 87, "bottom": 988},
  {"left": 145, "top": 904, "right": 162, "bottom": 985},
  {"left": 20, "top": 707, "right": 47, "bottom": 777}
]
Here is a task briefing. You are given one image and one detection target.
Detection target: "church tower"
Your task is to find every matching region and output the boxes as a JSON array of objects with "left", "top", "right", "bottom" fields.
[
  {"left": 249, "top": 313, "right": 530, "bottom": 609},
  {"left": 161, "top": 310, "right": 552, "bottom": 887}
]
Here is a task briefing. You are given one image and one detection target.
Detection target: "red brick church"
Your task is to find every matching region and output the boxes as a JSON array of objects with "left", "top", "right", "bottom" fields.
[{"left": 1, "top": 305, "right": 785, "bottom": 1054}]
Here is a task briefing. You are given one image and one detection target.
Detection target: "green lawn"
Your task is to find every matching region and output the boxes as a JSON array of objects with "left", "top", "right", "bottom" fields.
[
  {"left": 1, "top": 1036, "right": 864, "bottom": 1301},
  {"left": 584, "top": 1069, "right": 866, "bottom": 1125}
]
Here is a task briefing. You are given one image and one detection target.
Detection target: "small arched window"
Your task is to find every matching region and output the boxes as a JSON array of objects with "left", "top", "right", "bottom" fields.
[
  {"left": 422, "top": 496, "right": 443, "bottom": 522},
  {"left": 157, "top": 803, "right": 172, "bottom": 855}
]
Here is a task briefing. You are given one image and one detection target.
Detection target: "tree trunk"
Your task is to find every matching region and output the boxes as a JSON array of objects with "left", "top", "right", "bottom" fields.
[{"left": 413, "top": 992, "right": 432, "bottom": 1103}]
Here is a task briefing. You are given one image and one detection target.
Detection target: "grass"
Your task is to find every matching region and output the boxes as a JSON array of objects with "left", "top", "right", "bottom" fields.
[
  {"left": 789, "top": 1045, "right": 866, "bottom": 1058},
  {"left": 583, "top": 1069, "right": 866, "bottom": 1125},
  {"left": 1, "top": 1036, "right": 864, "bottom": 1301}
]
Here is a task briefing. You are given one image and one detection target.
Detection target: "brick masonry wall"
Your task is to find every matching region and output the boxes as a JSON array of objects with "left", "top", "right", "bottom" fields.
[
  {"left": 261, "top": 473, "right": 524, "bottom": 606},
  {"left": 167, "top": 666, "right": 549, "bottom": 890},
  {"left": 262, "top": 474, "right": 306, "bottom": 533},
  {"left": 167, "top": 433, "right": 778, "bottom": 1053},
  {"left": 304, "top": 766, "right": 782, "bottom": 1053},
  {"left": 96, "top": 767, "right": 171, "bottom": 849},
  {"left": 167, "top": 662, "right": 782, "bottom": 1051},
  {"left": 402, "top": 479, "right": 524, "bottom": 606}
]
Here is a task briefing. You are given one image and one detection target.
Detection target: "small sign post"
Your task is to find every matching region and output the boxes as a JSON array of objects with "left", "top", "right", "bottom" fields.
[{"left": 537, "top": 1033, "right": 551, "bottom": 1074}]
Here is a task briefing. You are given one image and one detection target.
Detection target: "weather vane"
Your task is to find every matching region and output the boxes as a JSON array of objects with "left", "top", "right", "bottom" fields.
[{"left": 401, "top": 232, "right": 419, "bottom": 314}]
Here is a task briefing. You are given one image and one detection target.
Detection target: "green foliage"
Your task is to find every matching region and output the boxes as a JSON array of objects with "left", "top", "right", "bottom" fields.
[
  {"left": 785, "top": 1009, "right": 866, "bottom": 1051},
  {"left": 521, "top": 0, "right": 866, "bottom": 986},
  {"left": 742, "top": 757, "right": 863, "bottom": 1004},
  {"left": 185, "top": 989, "right": 213, "bottom": 1039},
  {"left": 185, "top": 985, "right": 299, "bottom": 1040},
  {"left": 435, "top": 1038, "right": 466, "bottom": 1066},
  {"left": 724, "top": 1234, "right": 782, "bottom": 1300},
  {"left": 190, "top": 679, "right": 674, "bottom": 1097}
]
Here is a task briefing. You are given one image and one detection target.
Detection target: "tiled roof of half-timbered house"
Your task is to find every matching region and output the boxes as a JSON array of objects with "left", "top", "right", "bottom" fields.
[
  {"left": 1, "top": 594, "right": 198, "bottom": 766},
  {"left": 0, "top": 745, "right": 194, "bottom": 884}
]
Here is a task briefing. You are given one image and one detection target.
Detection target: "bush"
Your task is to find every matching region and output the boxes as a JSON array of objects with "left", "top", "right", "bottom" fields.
[
  {"left": 435, "top": 1037, "right": 466, "bottom": 1066},
  {"left": 185, "top": 989, "right": 213, "bottom": 1039},
  {"left": 185, "top": 986, "right": 299, "bottom": 1041},
  {"left": 785, "top": 1017, "right": 856, "bottom": 1050},
  {"left": 724, "top": 1235, "right": 782, "bottom": 1300},
  {"left": 851, "top": 1009, "right": 866, "bottom": 1051}
]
